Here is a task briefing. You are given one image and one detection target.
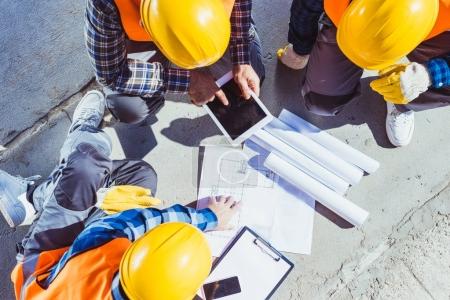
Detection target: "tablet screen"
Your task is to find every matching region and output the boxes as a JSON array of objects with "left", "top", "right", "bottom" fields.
[{"left": 206, "top": 80, "right": 268, "bottom": 139}]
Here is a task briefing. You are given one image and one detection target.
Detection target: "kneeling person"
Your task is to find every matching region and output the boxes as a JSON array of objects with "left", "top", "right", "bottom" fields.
[{"left": 0, "top": 90, "right": 240, "bottom": 299}]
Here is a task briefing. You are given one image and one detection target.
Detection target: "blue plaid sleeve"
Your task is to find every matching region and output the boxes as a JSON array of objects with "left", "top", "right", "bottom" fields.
[
  {"left": 45, "top": 205, "right": 217, "bottom": 286},
  {"left": 229, "top": 0, "right": 252, "bottom": 65},
  {"left": 288, "top": 0, "right": 324, "bottom": 55},
  {"left": 84, "top": 0, "right": 190, "bottom": 96},
  {"left": 427, "top": 56, "right": 450, "bottom": 89}
]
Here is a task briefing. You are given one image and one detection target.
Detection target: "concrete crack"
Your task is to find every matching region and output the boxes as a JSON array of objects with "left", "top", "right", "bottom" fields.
[
  {"left": 327, "top": 178, "right": 450, "bottom": 299},
  {"left": 402, "top": 260, "right": 436, "bottom": 300},
  {"left": 0, "top": 77, "right": 96, "bottom": 162}
]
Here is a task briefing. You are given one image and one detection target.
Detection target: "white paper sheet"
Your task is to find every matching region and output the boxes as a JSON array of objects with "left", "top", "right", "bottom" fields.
[
  {"left": 197, "top": 144, "right": 315, "bottom": 256},
  {"left": 264, "top": 153, "right": 369, "bottom": 227},
  {"left": 264, "top": 118, "right": 364, "bottom": 185},
  {"left": 250, "top": 130, "right": 349, "bottom": 195},
  {"left": 202, "top": 229, "right": 292, "bottom": 300},
  {"left": 279, "top": 109, "right": 380, "bottom": 174}
]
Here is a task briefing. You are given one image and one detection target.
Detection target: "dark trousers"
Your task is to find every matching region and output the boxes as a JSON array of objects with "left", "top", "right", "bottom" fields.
[
  {"left": 19, "top": 125, "right": 157, "bottom": 262},
  {"left": 302, "top": 24, "right": 450, "bottom": 116}
]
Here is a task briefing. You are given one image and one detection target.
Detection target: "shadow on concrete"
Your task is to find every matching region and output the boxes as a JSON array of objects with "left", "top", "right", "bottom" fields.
[
  {"left": 315, "top": 202, "right": 354, "bottom": 229},
  {"left": 269, "top": 64, "right": 392, "bottom": 149},
  {"left": 111, "top": 115, "right": 158, "bottom": 159},
  {"left": 160, "top": 114, "right": 220, "bottom": 147}
]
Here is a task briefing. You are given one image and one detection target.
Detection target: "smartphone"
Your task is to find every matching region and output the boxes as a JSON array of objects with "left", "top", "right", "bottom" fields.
[{"left": 203, "top": 276, "right": 241, "bottom": 300}]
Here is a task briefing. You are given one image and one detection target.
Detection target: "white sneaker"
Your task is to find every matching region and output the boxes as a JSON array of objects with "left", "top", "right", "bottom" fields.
[
  {"left": 69, "top": 90, "right": 105, "bottom": 133},
  {"left": 386, "top": 103, "right": 415, "bottom": 147},
  {"left": 0, "top": 170, "right": 40, "bottom": 227},
  {"left": 277, "top": 44, "right": 310, "bottom": 70}
]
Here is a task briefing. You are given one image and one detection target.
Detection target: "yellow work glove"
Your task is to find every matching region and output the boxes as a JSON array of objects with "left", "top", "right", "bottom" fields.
[
  {"left": 370, "top": 63, "right": 431, "bottom": 104},
  {"left": 95, "top": 185, "right": 161, "bottom": 214},
  {"left": 277, "top": 44, "right": 310, "bottom": 70}
]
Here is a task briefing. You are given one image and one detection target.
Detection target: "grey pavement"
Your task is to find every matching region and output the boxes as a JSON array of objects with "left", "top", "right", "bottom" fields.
[{"left": 1, "top": 0, "right": 450, "bottom": 299}]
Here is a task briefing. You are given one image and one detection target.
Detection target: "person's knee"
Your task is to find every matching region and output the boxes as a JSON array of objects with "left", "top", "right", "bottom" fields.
[
  {"left": 303, "top": 90, "right": 356, "bottom": 117},
  {"left": 107, "top": 94, "right": 164, "bottom": 124},
  {"left": 132, "top": 161, "right": 158, "bottom": 195},
  {"left": 54, "top": 143, "right": 112, "bottom": 211}
]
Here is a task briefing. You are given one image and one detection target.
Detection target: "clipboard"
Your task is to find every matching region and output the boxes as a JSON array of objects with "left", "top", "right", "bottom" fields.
[{"left": 201, "top": 227, "right": 294, "bottom": 300}]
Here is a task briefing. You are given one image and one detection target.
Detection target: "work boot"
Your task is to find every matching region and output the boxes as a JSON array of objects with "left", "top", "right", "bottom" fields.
[
  {"left": 386, "top": 103, "right": 415, "bottom": 147},
  {"left": 69, "top": 90, "right": 106, "bottom": 133},
  {"left": 0, "top": 170, "right": 40, "bottom": 227},
  {"left": 277, "top": 44, "right": 310, "bottom": 70}
]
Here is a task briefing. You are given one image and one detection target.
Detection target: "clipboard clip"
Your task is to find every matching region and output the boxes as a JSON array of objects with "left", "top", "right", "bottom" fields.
[{"left": 253, "top": 238, "right": 281, "bottom": 262}]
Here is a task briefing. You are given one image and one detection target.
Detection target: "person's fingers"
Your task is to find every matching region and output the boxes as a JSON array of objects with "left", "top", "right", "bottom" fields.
[
  {"left": 250, "top": 77, "right": 260, "bottom": 97},
  {"left": 208, "top": 196, "right": 216, "bottom": 206},
  {"left": 224, "top": 196, "right": 235, "bottom": 208},
  {"left": 215, "top": 89, "right": 229, "bottom": 106},
  {"left": 236, "top": 77, "right": 251, "bottom": 100},
  {"left": 135, "top": 196, "right": 161, "bottom": 206},
  {"left": 216, "top": 195, "right": 227, "bottom": 203},
  {"left": 379, "top": 64, "right": 407, "bottom": 77},
  {"left": 370, "top": 77, "right": 400, "bottom": 91},
  {"left": 370, "top": 77, "right": 392, "bottom": 90},
  {"left": 231, "top": 200, "right": 243, "bottom": 211},
  {"left": 132, "top": 186, "right": 151, "bottom": 196}
]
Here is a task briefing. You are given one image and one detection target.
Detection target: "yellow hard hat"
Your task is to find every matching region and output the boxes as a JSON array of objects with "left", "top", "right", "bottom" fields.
[
  {"left": 337, "top": 0, "right": 440, "bottom": 70},
  {"left": 119, "top": 222, "right": 212, "bottom": 300},
  {"left": 140, "top": 0, "right": 231, "bottom": 69}
]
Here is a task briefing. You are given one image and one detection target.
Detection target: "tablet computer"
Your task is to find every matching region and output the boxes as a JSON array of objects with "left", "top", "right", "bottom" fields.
[{"left": 203, "top": 71, "right": 273, "bottom": 146}]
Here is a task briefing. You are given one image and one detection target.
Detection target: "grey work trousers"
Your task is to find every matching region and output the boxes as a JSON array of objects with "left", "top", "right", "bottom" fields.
[
  {"left": 302, "top": 24, "right": 450, "bottom": 116},
  {"left": 106, "top": 26, "right": 266, "bottom": 124},
  {"left": 18, "top": 124, "right": 157, "bottom": 278}
]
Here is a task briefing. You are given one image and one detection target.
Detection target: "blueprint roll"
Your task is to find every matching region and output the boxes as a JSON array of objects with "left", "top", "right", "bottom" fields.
[
  {"left": 279, "top": 109, "right": 380, "bottom": 174},
  {"left": 264, "top": 119, "right": 364, "bottom": 185},
  {"left": 251, "top": 131, "right": 349, "bottom": 195},
  {"left": 264, "top": 153, "right": 369, "bottom": 227}
]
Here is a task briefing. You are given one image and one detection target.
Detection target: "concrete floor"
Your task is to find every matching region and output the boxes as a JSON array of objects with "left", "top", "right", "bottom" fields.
[{"left": 1, "top": 0, "right": 450, "bottom": 299}]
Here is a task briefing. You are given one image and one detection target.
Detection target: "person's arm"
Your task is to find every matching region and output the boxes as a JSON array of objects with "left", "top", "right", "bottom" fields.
[
  {"left": 427, "top": 54, "right": 450, "bottom": 88},
  {"left": 288, "top": 0, "right": 324, "bottom": 55},
  {"left": 84, "top": 205, "right": 218, "bottom": 244},
  {"left": 229, "top": 0, "right": 252, "bottom": 66},
  {"left": 84, "top": 0, "right": 190, "bottom": 96},
  {"left": 370, "top": 53, "right": 450, "bottom": 104},
  {"left": 45, "top": 205, "right": 217, "bottom": 285}
]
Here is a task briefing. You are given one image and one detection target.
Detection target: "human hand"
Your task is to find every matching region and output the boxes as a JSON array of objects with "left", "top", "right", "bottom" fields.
[
  {"left": 189, "top": 69, "right": 229, "bottom": 106},
  {"left": 96, "top": 185, "right": 161, "bottom": 215},
  {"left": 370, "top": 63, "right": 431, "bottom": 104},
  {"left": 277, "top": 43, "right": 309, "bottom": 70},
  {"left": 207, "top": 196, "right": 242, "bottom": 231},
  {"left": 233, "top": 64, "right": 260, "bottom": 99}
]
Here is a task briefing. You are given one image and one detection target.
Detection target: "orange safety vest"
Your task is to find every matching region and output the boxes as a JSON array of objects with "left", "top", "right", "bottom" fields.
[
  {"left": 324, "top": 0, "right": 450, "bottom": 40},
  {"left": 114, "top": 0, "right": 236, "bottom": 42},
  {"left": 11, "top": 238, "right": 132, "bottom": 300}
]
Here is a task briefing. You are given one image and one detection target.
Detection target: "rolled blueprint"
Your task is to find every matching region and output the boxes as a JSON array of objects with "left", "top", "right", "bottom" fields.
[
  {"left": 279, "top": 109, "right": 380, "bottom": 174},
  {"left": 264, "top": 119, "right": 364, "bottom": 185},
  {"left": 251, "top": 130, "right": 349, "bottom": 195},
  {"left": 264, "top": 153, "right": 369, "bottom": 227}
]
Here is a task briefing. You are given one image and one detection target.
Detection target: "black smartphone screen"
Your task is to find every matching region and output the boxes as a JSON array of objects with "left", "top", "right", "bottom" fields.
[
  {"left": 203, "top": 276, "right": 241, "bottom": 299},
  {"left": 207, "top": 80, "right": 267, "bottom": 139}
]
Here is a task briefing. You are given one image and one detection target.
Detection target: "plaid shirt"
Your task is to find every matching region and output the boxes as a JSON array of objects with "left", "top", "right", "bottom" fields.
[
  {"left": 43, "top": 204, "right": 217, "bottom": 292},
  {"left": 288, "top": 0, "right": 324, "bottom": 55},
  {"left": 85, "top": 0, "right": 252, "bottom": 97},
  {"left": 427, "top": 56, "right": 450, "bottom": 89}
]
